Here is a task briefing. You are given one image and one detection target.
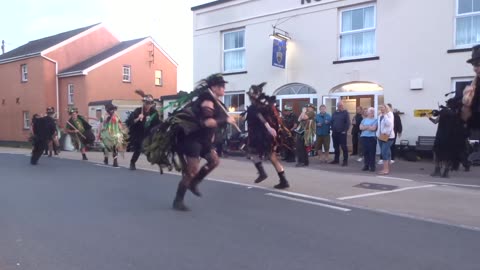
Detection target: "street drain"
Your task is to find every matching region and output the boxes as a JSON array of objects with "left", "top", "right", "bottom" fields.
[{"left": 354, "top": 182, "right": 398, "bottom": 191}]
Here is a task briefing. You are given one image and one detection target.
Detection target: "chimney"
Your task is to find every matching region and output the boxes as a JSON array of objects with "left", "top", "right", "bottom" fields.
[{"left": 1, "top": 40, "right": 4, "bottom": 54}]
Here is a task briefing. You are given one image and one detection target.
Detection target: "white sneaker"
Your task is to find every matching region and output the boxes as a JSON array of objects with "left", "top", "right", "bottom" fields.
[
  {"left": 357, "top": 157, "right": 363, "bottom": 162},
  {"left": 390, "top": 160, "right": 395, "bottom": 164},
  {"left": 378, "top": 160, "right": 383, "bottom": 165}
]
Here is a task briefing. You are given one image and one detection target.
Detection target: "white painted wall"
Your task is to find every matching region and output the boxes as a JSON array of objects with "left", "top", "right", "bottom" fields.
[{"left": 193, "top": 0, "right": 473, "bottom": 144}]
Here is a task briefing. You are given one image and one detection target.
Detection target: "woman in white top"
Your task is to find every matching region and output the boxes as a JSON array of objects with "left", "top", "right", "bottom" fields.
[{"left": 377, "top": 104, "right": 395, "bottom": 175}]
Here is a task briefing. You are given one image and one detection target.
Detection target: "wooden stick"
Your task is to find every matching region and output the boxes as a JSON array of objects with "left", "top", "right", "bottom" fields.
[
  {"left": 66, "top": 121, "right": 86, "bottom": 139},
  {"left": 207, "top": 88, "right": 241, "bottom": 132}
]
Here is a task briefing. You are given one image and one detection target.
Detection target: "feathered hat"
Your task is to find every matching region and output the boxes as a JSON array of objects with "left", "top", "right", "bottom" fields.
[
  {"left": 46, "top": 106, "right": 55, "bottom": 114},
  {"left": 205, "top": 73, "right": 228, "bottom": 87},
  {"left": 134, "top": 89, "right": 155, "bottom": 104},
  {"left": 247, "top": 82, "right": 267, "bottom": 99}
]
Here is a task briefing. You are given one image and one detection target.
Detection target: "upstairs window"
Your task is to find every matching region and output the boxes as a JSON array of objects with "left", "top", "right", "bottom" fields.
[
  {"left": 340, "top": 5, "right": 376, "bottom": 59},
  {"left": 21, "top": 64, "right": 28, "bottom": 82},
  {"left": 123, "top": 65, "right": 131, "bottom": 82},
  {"left": 23, "top": 111, "right": 30, "bottom": 129},
  {"left": 456, "top": 0, "right": 480, "bottom": 47},
  {"left": 223, "top": 29, "right": 245, "bottom": 72},
  {"left": 155, "top": 70, "right": 163, "bottom": 86},
  {"left": 67, "top": 84, "right": 74, "bottom": 105}
]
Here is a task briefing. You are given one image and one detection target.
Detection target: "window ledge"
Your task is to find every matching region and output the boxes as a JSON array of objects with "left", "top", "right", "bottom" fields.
[
  {"left": 223, "top": 71, "right": 247, "bottom": 76},
  {"left": 447, "top": 48, "right": 471, "bottom": 54},
  {"left": 333, "top": 56, "right": 380, "bottom": 64}
]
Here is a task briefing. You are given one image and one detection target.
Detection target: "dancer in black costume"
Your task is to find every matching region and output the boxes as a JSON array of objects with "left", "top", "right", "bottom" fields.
[{"left": 245, "top": 82, "right": 290, "bottom": 189}]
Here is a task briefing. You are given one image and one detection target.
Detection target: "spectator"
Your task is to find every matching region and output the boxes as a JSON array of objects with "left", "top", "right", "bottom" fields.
[
  {"left": 357, "top": 108, "right": 369, "bottom": 162},
  {"left": 315, "top": 104, "right": 332, "bottom": 163},
  {"left": 376, "top": 104, "right": 395, "bottom": 175},
  {"left": 295, "top": 104, "right": 316, "bottom": 167},
  {"left": 351, "top": 106, "right": 363, "bottom": 156},
  {"left": 388, "top": 103, "right": 403, "bottom": 164},
  {"left": 330, "top": 101, "right": 350, "bottom": 166},
  {"left": 359, "top": 107, "right": 377, "bottom": 172}
]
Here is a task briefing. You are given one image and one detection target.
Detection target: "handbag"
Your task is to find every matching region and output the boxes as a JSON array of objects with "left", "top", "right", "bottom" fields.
[
  {"left": 378, "top": 133, "right": 389, "bottom": 142},
  {"left": 378, "top": 115, "right": 390, "bottom": 142}
]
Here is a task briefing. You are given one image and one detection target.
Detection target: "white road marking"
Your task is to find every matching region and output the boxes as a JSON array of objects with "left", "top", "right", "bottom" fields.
[
  {"left": 272, "top": 190, "right": 332, "bottom": 202},
  {"left": 425, "top": 181, "right": 480, "bottom": 188},
  {"left": 94, "top": 164, "right": 120, "bottom": 169},
  {"left": 377, "top": 176, "right": 414, "bottom": 182},
  {"left": 265, "top": 193, "right": 351, "bottom": 212},
  {"left": 337, "top": 184, "right": 436, "bottom": 200}
]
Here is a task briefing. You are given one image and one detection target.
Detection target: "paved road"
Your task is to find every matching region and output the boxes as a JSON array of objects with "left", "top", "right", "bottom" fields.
[{"left": 1, "top": 153, "right": 479, "bottom": 270}]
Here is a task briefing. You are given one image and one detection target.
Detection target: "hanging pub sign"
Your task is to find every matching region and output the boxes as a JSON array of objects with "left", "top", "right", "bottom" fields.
[{"left": 272, "top": 39, "right": 287, "bottom": 69}]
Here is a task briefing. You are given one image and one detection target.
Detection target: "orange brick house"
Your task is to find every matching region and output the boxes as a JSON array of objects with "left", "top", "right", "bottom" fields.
[{"left": 0, "top": 23, "right": 177, "bottom": 144}]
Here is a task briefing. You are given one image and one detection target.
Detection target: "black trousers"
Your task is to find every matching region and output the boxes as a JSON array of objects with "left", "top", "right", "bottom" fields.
[
  {"left": 130, "top": 141, "right": 142, "bottom": 164},
  {"left": 296, "top": 135, "right": 309, "bottom": 165},
  {"left": 390, "top": 135, "right": 397, "bottom": 160},
  {"left": 352, "top": 132, "right": 360, "bottom": 155},
  {"left": 31, "top": 139, "right": 48, "bottom": 164},
  {"left": 362, "top": 137, "right": 377, "bottom": 170},
  {"left": 332, "top": 132, "right": 348, "bottom": 162}
]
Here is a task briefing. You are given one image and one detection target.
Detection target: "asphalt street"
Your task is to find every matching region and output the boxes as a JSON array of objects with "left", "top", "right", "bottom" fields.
[{"left": 1, "top": 153, "right": 480, "bottom": 270}]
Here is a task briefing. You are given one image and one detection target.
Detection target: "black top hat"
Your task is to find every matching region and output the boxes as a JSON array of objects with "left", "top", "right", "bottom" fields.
[
  {"left": 467, "top": 44, "right": 480, "bottom": 64},
  {"left": 205, "top": 73, "right": 228, "bottom": 87},
  {"left": 105, "top": 103, "right": 117, "bottom": 112},
  {"left": 46, "top": 106, "right": 55, "bottom": 114}
]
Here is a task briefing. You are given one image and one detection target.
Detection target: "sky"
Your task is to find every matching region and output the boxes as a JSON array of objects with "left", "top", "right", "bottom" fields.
[{"left": 0, "top": 0, "right": 211, "bottom": 91}]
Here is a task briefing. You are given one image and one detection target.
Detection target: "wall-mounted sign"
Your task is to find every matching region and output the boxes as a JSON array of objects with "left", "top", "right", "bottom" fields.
[
  {"left": 272, "top": 39, "right": 287, "bottom": 69},
  {"left": 414, "top": 109, "right": 433, "bottom": 117}
]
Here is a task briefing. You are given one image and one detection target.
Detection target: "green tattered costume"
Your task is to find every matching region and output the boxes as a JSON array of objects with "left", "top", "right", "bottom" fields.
[
  {"left": 67, "top": 115, "right": 95, "bottom": 150},
  {"left": 100, "top": 113, "right": 128, "bottom": 153},
  {"left": 142, "top": 84, "right": 210, "bottom": 173}
]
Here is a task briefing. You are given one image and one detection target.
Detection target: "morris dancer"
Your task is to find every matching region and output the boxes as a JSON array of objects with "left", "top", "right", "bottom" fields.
[
  {"left": 100, "top": 103, "right": 128, "bottom": 167},
  {"left": 126, "top": 90, "right": 161, "bottom": 170},
  {"left": 245, "top": 82, "right": 290, "bottom": 189},
  {"left": 65, "top": 107, "right": 95, "bottom": 160}
]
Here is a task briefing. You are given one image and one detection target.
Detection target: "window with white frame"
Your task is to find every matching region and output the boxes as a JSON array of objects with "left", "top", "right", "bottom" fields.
[
  {"left": 456, "top": 0, "right": 480, "bottom": 47},
  {"left": 223, "top": 29, "right": 245, "bottom": 72},
  {"left": 67, "top": 84, "right": 74, "bottom": 105},
  {"left": 23, "top": 111, "right": 30, "bottom": 129},
  {"left": 339, "top": 5, "right": 376, "bottom": 59},
  {"left": 21, "top": 64, "right": 28, "bottom": 82},
  {"left": 224, "top": 92, "right": 245, "bottom": 112},
  {"left": 452, "top": 77, "right": 474, "bottom": 97},
  {"left": 155, "top": 70, "right": 163, "bottom": 86},
  {"left": 123, "top": 65, "right": 131, "bottom": 82}
]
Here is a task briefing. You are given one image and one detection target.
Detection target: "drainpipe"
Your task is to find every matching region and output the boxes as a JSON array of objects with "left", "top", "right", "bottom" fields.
[{"left": 42, "top": 55, "right": 59, "bottom": 121}]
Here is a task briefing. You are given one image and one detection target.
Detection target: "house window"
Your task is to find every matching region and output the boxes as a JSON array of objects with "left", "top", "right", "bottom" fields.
[
  {"left": 21, "top": 64, "right": 28, "bottom": 82},
  {"left": 456, "top": 0, "right": 480, "bottom": 47},
  {"left": 339, "top": 5, "right": 376, "bottom": 59},
  {"left": 223, "top": 29, "right": 246, "bottom": 72},
  {"left": 23, "top": 111, "right": 30, "bottom": 129},
  {"left": 155, "top": 70, "right": 163, "bottom": 86},
  {"left": 224, "top": 92, "right": 245, "bottom": 112},
  {"left": 67, "top": 84, "right": 74, "bottom": 105},
  {"left": 452, "top": 77, "right": 474, "bottom": 97},
  {"left": 123, "top": 65, "right": 131, "bottom": 82}
]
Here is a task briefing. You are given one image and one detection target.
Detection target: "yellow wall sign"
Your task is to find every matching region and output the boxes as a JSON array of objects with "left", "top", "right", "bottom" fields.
[{"left": 414, "top": 109, "right": 433, "bottom": 117}]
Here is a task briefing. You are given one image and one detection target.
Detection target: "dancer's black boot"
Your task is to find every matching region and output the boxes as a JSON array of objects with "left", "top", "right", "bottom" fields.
[
  {"left": 274, "top": 171, "right": 290, "bottom": 189},
  {"left": 254, "top": 162, "right": 268, "bottom": 183}
]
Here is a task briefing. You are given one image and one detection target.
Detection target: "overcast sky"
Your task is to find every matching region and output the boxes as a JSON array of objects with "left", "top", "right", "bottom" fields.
[{"left": 0, "top": 0, "right": 211, "bottom": 91}]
